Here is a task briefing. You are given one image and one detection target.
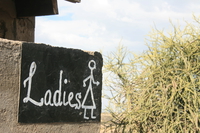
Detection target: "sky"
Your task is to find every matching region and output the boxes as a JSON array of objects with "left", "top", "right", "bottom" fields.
[
  {"left": 35, "top": 0, "right": 200, "bottom": 111},
  {"left": 35, "top": 0, "right": 200, "bottom": 53}
]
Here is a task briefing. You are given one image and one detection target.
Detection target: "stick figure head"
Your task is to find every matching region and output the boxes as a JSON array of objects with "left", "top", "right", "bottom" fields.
[{"left": 88, "top": 60, "right": 96, "bottom": 70}]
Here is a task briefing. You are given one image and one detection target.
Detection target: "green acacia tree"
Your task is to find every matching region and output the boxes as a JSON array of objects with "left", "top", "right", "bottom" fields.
[{"left": 104, "top": 16, "right": 200, "bottom": 132}]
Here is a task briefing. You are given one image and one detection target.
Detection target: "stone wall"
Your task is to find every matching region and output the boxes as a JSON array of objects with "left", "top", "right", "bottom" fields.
[{"left": 0, "top": 38, "right": 101, "bottom": 133}]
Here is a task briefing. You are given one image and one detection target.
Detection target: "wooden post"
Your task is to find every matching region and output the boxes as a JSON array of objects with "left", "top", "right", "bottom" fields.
[
  {"left": 0, "top": 0, "right": 35, "bottom": 42},
  {"left": 0, "top": 0, "right": 59, "bottom": 42},
  {"left": 0, "top": 0, "right": 80, "bottom": 42}
]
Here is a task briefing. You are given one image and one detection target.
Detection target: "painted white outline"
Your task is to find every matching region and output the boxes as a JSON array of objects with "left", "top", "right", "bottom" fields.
[
  {"left": 82, "top": 60, "right": 99, "bottom": 119},
  {"left": 23, "top": 62, "right": 44, "bottom": 106},
  {"left": 23, "top": 62, "right": 82, "bottom": 109}
]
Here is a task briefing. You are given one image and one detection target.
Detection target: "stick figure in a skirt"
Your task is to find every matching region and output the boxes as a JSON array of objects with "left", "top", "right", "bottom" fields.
[{"left": 82, "top": 60, "right": 100, "bottom": 119}]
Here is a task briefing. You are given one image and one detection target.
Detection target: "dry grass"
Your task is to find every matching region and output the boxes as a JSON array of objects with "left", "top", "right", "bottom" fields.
[{"left": 103, "top": 15, "right": 200, "bottom": 133}]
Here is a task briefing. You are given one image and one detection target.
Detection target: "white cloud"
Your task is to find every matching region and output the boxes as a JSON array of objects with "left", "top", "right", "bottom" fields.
[{"left": 35, "top": 0, "right": 200, "bottom": 53}]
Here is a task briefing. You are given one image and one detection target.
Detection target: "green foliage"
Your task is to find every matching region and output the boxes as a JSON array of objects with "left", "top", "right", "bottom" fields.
[{"left": 103, "top": 16, "right": 200, "bottom": 132}]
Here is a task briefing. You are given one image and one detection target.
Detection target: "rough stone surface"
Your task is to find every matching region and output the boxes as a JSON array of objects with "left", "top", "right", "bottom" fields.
[
  {"left": 0, "top": 38, "right": 101, "bottom": 133},
  {"left": 0, "top": 0, "right": 35, "bottom": 42}
]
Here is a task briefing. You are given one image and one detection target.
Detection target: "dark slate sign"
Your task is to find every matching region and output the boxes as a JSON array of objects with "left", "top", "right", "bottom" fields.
[{"left": 18, "top": 43, "right": 103, "bottom": 123}]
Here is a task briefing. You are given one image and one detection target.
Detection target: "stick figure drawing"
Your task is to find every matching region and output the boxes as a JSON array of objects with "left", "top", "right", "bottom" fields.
[{"left": 82, "top": 60, "right": 100, "bottom": 119}]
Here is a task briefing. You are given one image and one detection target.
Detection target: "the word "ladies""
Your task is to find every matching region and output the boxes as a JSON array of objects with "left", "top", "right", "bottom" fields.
[{"left": 23, "top": 62, "right": 81, "bottom": 109}]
